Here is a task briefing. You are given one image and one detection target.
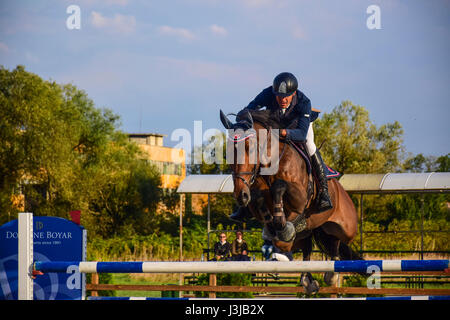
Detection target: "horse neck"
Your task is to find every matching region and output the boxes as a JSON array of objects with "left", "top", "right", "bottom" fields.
[{"left": 253, "top": 122, "right": 307, "bottom": 180}]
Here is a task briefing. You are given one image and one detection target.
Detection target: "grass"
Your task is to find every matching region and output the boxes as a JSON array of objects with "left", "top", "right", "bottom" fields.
[{"left": 111, "top": 273, "right": 181, "bottom": 298}]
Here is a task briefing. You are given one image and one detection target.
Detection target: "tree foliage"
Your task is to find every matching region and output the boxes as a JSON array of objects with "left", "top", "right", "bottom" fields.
[
  {"left": 314, "top": 100, "right": 404, "bottom": 174},
  {"left": 0, "top": 65, "right": 162, "bottom": 237}
]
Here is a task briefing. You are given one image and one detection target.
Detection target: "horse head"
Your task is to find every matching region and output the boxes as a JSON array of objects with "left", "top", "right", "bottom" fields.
[{"left": 220, "top": 110, "right": 258, "bottom": 207}]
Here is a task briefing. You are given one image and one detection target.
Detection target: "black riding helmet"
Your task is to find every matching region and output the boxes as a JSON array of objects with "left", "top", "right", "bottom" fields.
[{"left": 272, "top": 72, "right": 298, "bottom": 97}]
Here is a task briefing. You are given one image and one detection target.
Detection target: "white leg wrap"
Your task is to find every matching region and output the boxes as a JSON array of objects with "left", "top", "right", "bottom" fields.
[{"left": 271, "top": 253, "right": 291, "bottom": 262}]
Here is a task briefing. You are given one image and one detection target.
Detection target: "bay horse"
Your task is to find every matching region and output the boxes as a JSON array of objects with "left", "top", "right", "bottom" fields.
[{"left": 220, "top": 109, "right": 362, "bottom": 293}]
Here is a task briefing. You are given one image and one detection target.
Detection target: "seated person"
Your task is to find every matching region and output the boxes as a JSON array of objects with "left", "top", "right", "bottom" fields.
[
  {"left": 231, "top": 230, "right": 251, "bottom": 261},
  {"left": 212, "top": 232, "right": 231, "bottom": 261}
]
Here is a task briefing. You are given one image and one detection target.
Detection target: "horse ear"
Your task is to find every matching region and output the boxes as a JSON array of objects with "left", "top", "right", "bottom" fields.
[
  {"left": 220, "top": 109, "right": 234, "bottom": 129},
  {"left": 246, "top": 110, "right": 254, "bottom": 126}
]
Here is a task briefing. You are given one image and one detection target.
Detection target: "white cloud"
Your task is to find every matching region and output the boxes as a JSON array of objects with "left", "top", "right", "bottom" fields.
[
  {"left": 292, "top": 25, "right": 307, "bottom": 40},
  {"left": 90, "top": 11, "right": 136, "bottom": 34},
  {"left": 0, "top": 42, "right": 10, "bottom": 53},
  {"left": 157, "top": 25, "right": 196, "bottom": 42},
  {"left": 209, "top": 24, "right": 228, "bottom": 36}
]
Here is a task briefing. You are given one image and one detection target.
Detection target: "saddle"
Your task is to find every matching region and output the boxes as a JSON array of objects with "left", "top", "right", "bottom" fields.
[
  {"left": 287, "top": 140, "right": 341, "bottom": 227},
  {"left": 287, "top": 140, "right": 341, "bottom": 180}
]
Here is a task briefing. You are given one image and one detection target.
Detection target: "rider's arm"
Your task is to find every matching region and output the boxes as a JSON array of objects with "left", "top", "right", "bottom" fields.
[
  {"left": 236, "top": 87, "right": 272, "bottom": 121},
  {"left": 285, "top": 92, "right": 312, "bottom": 142}
]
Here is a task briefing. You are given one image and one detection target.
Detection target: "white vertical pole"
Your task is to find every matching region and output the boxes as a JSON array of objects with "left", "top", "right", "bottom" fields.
[{"left": 18, "top": 212, "right": 33, "bottom": 300}]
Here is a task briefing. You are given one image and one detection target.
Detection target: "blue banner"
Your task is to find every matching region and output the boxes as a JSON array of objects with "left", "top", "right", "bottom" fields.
[{"left": 0, "top": 216, "right": 86, "bottom": 300}]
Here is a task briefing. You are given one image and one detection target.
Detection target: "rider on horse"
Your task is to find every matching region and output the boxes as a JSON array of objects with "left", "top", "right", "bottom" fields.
[{"left": 230, "top": 72, "right": 333, "bottom": 222}]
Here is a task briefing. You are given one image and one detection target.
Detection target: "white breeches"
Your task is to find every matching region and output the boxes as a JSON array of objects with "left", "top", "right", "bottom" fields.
[{"left": 306, "top": 122, "right": 317, "bottom": 156}]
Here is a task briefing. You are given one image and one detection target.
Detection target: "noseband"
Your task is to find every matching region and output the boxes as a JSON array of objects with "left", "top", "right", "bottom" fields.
[{"left": 232, "top": 163, "right": 259, "bottom": 190}]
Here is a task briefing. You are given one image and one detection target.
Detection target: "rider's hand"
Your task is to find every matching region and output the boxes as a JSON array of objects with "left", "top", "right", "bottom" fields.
[{"left": 281, "top": 129, "right": 287, "bottom": 137}]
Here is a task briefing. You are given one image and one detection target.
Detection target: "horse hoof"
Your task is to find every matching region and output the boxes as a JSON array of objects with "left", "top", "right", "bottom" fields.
[
  {"left": 301, "top": 274, "right": 320, "bottom": 295},
  {"left": 275, "top": 221, "right": 295, "bottom": 242},
  {"left": 310, "top": 280, "right": 320, "bottom": 294},
  {"left": 324, "top": 271, "right": 339, "bottom": 286}
]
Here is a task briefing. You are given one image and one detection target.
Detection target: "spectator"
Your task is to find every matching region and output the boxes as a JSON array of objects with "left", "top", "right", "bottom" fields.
[
  {"left": 261, "top": 239, "right": 273, "bottom": 261},
  {"left": 212, "top": 232, "right": 231, "bottom": 261},
  {"left": 231, "top": 230, "right": 251, "bottom": 261}
]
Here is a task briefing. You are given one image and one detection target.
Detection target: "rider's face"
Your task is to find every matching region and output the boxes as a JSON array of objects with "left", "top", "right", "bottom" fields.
[{"left": 276, "top": 92, "right": 295, "bottom": 109}]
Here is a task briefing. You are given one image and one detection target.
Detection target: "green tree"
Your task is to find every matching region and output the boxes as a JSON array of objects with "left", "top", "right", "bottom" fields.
[
  {"left": 435, "top": 153, "right": 450, "bottom": 172},
  {"left": 314, "top": 100, "right": 405, "bottom": 174},
  {"left": 0, "top": 65, "right": 162, "bottom": 238}
]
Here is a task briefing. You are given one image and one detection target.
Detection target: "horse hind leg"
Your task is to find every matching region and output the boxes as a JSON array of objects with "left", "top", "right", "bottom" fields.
[
  {"left": 298, "top": 235, "right": 320, "bottom": 295},
  {"left": 338, "top": 241, "right": 364, "bottom": 260},
  {"left": 312, "top": 227, "right": 341, "bottom": 286}
]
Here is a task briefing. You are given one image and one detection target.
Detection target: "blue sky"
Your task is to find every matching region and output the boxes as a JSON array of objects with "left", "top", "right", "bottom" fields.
[{"left": 0, "top": 0, "right": 449, "bottom": 158}]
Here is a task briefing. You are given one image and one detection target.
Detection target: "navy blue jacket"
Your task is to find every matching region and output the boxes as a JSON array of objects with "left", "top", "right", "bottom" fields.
[{"left": 237, "top": 86, "right": 318, "bottom": 142}]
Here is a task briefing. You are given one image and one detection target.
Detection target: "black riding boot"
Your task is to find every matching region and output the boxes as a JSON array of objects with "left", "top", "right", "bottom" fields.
[
  {"left": 311, "top": 150, "right": 333, "bottom": 213},
  {"left": 230, "top": 206, "right": 251, "bottom": 222}
]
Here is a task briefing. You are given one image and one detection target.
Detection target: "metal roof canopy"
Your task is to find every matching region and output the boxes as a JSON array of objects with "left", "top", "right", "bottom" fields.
[
  {"left": 340, "top": 172, "right": 450, "bottom": 194},
  {"left": 177, "top": 172, "right": 450, "bottom": 194},
  {"left": 177, "top": 174, "right": 234, "bottom": 194}
]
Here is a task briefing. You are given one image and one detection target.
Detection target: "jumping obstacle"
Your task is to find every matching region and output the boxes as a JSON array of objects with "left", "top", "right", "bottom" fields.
[
  {"left": 17, "top": 212, "right": 450, "bottom": 300},
  {"left": 87, "top": 296, "right": 450, "bottom": 301},
  {"left": 33, "top": 259, "right": 450, "bottom": 274}
]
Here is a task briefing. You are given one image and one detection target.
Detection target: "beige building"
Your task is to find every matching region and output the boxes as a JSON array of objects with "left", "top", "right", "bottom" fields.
[{"left": 128, "top": 133, "right": 186, "bottom": 190}]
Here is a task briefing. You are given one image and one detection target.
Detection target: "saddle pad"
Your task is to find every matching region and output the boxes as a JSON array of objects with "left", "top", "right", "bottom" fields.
[{"left": 325, "top": 165, "right": 341, "bottom": 179}]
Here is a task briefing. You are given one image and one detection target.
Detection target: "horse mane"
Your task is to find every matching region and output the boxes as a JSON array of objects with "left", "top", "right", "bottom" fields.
[{"left": 248, "top": 109, "right": 282, "bottom": 130}]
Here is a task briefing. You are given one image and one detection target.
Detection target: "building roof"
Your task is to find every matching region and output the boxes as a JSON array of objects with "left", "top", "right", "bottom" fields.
[
  {"left": 128, "top": 133, "right": 167, "bottom": 137},
  {"left": 177, "top": 172, "right": 450, "bottom": 194}
]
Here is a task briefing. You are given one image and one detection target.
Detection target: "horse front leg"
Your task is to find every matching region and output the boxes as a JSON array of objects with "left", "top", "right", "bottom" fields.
[
  {"left": 251, "top": 188, "right": 272, "bottom": 224},
  {"left": 270, "top": 179, "right": 296, "bottom": 246}
]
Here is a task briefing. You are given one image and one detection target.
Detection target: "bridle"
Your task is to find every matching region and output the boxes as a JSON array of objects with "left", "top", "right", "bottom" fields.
[
  {"left": 229, "top": 128, "right": 287, "bottom": 189},
  {"left": 229, "top": 131, "right": 260, "bottom": 190},
  {"left": 232, "top": 161, "right": 260, "bottom": 190}
]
